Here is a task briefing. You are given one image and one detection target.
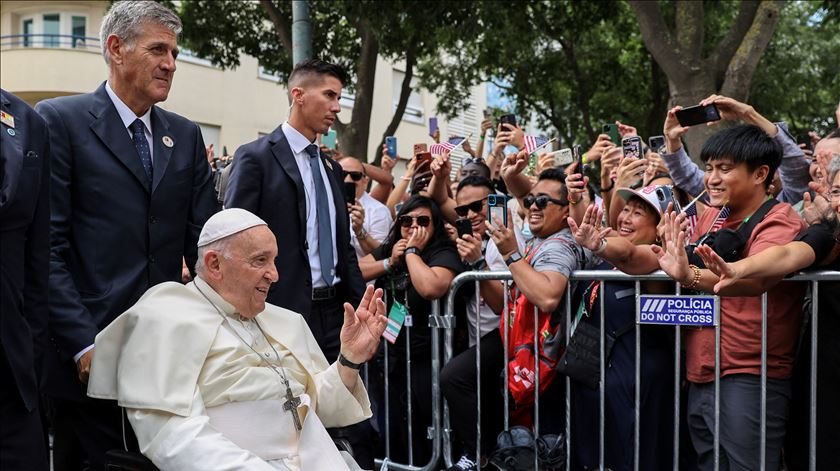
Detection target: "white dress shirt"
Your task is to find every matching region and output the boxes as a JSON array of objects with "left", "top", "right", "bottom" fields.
[
  {"left": 281, "top": 122, "right": 339, "bottom": 288},
  {"left": 105, "top": 81, "right": 154, "bottom": 160}
]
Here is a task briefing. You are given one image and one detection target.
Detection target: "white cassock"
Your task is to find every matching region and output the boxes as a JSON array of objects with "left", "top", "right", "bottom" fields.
[{"left": 87, "top": 276, "right": 372, "bottom": 471}]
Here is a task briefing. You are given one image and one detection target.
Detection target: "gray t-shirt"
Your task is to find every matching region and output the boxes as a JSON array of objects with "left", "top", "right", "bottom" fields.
[{"left": 526, "top": 228, "right": 599, "bottom": 276}]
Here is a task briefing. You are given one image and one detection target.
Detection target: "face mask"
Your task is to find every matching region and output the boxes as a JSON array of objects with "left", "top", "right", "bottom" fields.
[{"left": 521, "top": 222, "right": 533, "bottom": 240}]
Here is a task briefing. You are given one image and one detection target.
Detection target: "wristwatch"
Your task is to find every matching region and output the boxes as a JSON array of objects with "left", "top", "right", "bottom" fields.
[
  {"left": 468, "top": 257, "right": 487, "bottom": 270},
  {"left": 504, "top": 251, "right": 523, "bottom": 267},
  {"left": 338, "top": 353, "right": 363, "bottom": 370},
  {"left": 405, "top": 247, "right": 421, "bottom": 257}
]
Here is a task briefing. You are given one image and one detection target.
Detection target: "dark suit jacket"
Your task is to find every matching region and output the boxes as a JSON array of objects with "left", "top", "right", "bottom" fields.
[
  {"left": 0, "top": 89, "right": 50, "bottom": 411},
  {"left": 224, "top": 125, "right": 365, "bottom": 317},
  {"left": 36, "top": 82, "right": 216, "bottom": 401}
]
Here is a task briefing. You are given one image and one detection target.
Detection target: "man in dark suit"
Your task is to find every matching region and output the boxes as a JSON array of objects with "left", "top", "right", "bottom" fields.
[
  {"left": 225, "top": 59, "right": 365, "bottom": 360},
  {"left": 35, "top": 2, "right": 216, "bottom": 469},
  {"left": 1, "top": 89, "right": 50, "bottom": 471},
  {"left": 224, "top": 58, "right": 370, "bottom": 466}
]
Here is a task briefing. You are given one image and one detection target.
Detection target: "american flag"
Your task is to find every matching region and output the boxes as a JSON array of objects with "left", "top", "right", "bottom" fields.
[
  {"left": 710, "top": 206, "right": 731, "bottom": 232},
  {"left": 523, "top": 135, "right": 549, "bottom": 154},
  {"left": 430, "top": 137, "right": 465, "bottom": 155},
  {"left": 683, "top": 202, "right": 699, "bottom": 242}
]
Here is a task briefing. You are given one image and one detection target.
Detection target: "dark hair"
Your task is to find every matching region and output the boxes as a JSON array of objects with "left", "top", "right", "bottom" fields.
[
  {"left": 699, "top": 124, "right": 782, "bottom": 188},
  {"left": 536, "top": 167, "right": 568, "bottom": 199},
  {"left": 288, "top": 58, "right": 348, "bottom": 87},
  {"left": 824, "top": 127, "right": 840, "bottom": 140},
  {"left": 456, "top": 175, "right": 495, "bottom": 195},
  {"left": 380, "top": 196, "right": 453, "bottom": 259},
  {"left": 625, "top": 194, "right": 660, "bottom": 221},
  {"left": 460, "top": 160, "right": 491, "bottom": 179}
]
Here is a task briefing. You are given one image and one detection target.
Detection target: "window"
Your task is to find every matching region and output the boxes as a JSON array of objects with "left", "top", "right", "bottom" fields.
[
  {"left": 392, "top": 69, "right": 423, "bottom": 124},
  {"left": 22, "top": 19, "right": 33, "bottom": 47},
  {"left": 197, "top": 123, "right": 221, "bottom": 154},
  {"left": 71, "top": 16, "right": 86, "bottom": 48},
  {"left": 43, "top": 14, "right": 60, "bottom": 48}
]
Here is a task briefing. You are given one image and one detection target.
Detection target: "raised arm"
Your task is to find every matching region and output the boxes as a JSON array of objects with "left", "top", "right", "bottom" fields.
[{"left": 694, "top": 242, "right": 816, "bottom": 293}]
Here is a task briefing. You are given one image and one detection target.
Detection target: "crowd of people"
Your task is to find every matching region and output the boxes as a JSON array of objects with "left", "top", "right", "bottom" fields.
[{"left": 2, "top": 1, "right": 839, "bottom": 471}]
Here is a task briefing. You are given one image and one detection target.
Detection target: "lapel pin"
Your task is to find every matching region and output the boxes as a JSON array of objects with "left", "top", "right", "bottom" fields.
[
  {"left": 162, "top": 136, "right": 174, "bottom": 148},
  {"left": 6, "top": 128, "right": 15, "bottom": 137},
  {"left": 0, "top": 110, "right": 14, "bottom": 128},
  {"left": 325, "top": 159, "right": 333, "bottom": 171}
]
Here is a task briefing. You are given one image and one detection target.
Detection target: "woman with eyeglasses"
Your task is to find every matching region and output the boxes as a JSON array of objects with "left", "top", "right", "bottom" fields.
[
  {"left": 358, "top": 195, "right": 465, "bottom": 464},
  {"left": 566, "top": 185, "right": 676, "bottom": 471}
]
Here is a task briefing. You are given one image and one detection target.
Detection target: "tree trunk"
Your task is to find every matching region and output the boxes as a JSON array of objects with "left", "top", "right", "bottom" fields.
[
  {"left": 333, "top": 19, "right": 379, "bottom": 161},
  {"left": 373, "top": 40, "right": 418, "bottom": 164},
  {"left": 630, "top": 0, "right": 784, "bottom": 159}
]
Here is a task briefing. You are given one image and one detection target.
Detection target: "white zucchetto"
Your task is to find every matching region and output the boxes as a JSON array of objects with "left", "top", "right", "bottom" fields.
[{"left": 198, "top": 208, "right": 268, "bottom": 247}]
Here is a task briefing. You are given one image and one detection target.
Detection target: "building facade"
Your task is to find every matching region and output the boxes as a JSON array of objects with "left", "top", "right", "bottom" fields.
[{"left": 0, "top": 0, "right": 486, "bottom": 165}]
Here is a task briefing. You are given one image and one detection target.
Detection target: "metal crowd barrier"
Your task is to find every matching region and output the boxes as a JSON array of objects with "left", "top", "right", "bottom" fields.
[{"left": 371, "top": 269, "right": 839, "bottom": 470}]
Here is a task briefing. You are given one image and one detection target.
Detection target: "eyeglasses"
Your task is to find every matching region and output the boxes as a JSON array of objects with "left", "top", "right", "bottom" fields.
[
  {"left": 523, "top": 194, "right": 568, "bottom": 209},
  {"left": 829, "top": 188, "right": 840, "bottom": 200},
  {"left": 398, "top": 215, "right": 432, "bottom": 228},
  {"left": 454, "top": 198, "right": 485, "bottom": 217},
  {"left": 344, "top": 171, "right": 365, "bottom": 182},
  {"left": 461, "top": 157, "right": 485, "bottom": 166}
]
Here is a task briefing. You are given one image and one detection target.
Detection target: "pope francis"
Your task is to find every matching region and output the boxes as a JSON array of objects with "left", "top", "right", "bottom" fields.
[{"left": 87, "top": 208, "right": 388, "bottom": 470}]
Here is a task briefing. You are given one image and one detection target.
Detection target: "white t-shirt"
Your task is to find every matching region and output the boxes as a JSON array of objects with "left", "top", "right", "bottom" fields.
[
  {"left": 350, "top": 192, "right": 393, "bottom": 261},
  {"left": 464, "top": 224, "right": 526, "bottom": 346}
]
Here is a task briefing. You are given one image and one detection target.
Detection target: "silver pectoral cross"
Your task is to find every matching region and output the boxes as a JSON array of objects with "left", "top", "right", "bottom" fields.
[{"left": 283, "top": 384, "right": 302, "bottom": 431}]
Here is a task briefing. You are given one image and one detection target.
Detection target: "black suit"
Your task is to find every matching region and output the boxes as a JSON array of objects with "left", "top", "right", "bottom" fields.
[
  {"left": 0, "top": 89, "right": 50, "bottom": 471},
  {"left": 224, "top": 124, "right": 365, "bottom": 355},
  {"left": 36, "top": 82, "right": 216, "bottom": 470}
]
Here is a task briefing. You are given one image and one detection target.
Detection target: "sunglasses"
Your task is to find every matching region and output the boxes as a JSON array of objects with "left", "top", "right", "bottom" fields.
[
  {"left": 344, "top": 171, "right": 365, "bottom": 182},
  {"left": 398, "top": 215, "right": 432, "bottom": 228},
  {"left": 461, "top": 157, "right": 485, "bottom": 166},
  {"left": 454, "top": 199, "right": 485, "bottom": 217},
  {"left": 523, "top": 194, "right": 568, "bottom": 210}
]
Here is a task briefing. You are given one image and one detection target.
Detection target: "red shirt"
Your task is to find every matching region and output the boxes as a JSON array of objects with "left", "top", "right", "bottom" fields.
[{"left": 686, "top": 203, "right": 806, "bottom": 383}]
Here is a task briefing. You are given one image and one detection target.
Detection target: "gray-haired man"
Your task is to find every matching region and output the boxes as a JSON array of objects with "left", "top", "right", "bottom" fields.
[{"left": 35, "top": 1, "right": 216, "bottom": 469}]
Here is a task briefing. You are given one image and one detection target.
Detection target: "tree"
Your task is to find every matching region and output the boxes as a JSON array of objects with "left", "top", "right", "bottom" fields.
[
  {"left": 629, "top": 0, "right": 785, "bottom": 157},
  {"left": 419, "top": 0, "right": 669, "bottom": 147},
  {"left": 750, "top": 0, "right": 840, "bottom": 135},
  {"left": 177, "top": 0, "right": 472, "bottom": 163}
]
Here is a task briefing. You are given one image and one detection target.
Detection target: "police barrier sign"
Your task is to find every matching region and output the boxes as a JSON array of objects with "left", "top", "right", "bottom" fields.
[{"left": 636, "top": 295, "right": 719, "bottom": 327}]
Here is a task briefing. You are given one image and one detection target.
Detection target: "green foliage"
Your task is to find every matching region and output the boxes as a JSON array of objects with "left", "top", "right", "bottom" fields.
[
  {"left": 419, "top": 0, "right": 669, "bottom": 147},
  {"left": 750, "top": 1, "right": 840, "bottom": 134}
]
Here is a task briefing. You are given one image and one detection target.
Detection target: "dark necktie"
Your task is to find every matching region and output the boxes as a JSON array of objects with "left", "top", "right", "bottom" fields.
[
  {"left": 304, "top": 144, "right": 335, "bottom": 286},
  {"left": 130, "top": 119, "right": 153, "bottom": 180}
]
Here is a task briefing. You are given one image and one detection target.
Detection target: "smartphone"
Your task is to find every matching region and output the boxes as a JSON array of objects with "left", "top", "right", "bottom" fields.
[
  {"left": 483, "top": 108, "right": 493, "bottom": 120},
  {"left": 499, "top": 114, "right": 517, "bottom": 129},
  {"left": 413, "top": 143, "right": 428, "bottom": 156},
  {"left": 553, "top": 148, "right": 574, "bottom": 167},
  {"left": 385, "top": 136, "right": 397, "bottom": 158},
  {"left": 797, "top": 133, "right": 814, "bottom": 153},
  {"left": 415, "top": 151, "right": 433, "bottom": 175},
  {"left": 675, "top": 104, "right": 721, "bottom": 127},
  {"left": 648, "top": 135, "right": 665, "bottom": 153},
  {"left": 322, "top": 129, "right": 337, "bottom": 150},
  {"left": 429, "top": 117, "right": 438, "bottom": 137},
  {"left": 573, "top": 144, "right": 584, "bottom": 171},
  {"left": 656, "top": 185, "right": 681, "bottom": 214},
  {"left": 622, "top": 136, "right": 643, "bottom": 160},
  {"left": 455, "top": 218, "right": 473, "bottom": 238},
  {"left": 487, "top": 194, "right": 508, "bottom": 227},
  {"left": 603, "top": 123, "right": 620, "bottom": 145},
  {"left": 343, "top": 181, "right": 356, "bottom": 205}
]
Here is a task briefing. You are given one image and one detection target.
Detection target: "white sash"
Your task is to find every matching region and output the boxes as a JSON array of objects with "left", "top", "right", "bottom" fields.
[{"left": 206, "top": 394, "right": 351, "bottom": 470}]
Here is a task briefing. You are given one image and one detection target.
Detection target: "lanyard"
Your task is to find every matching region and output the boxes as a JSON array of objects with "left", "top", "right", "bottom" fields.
[{"left": 570, "top": 279, "right": 600, "bottom": 336}]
